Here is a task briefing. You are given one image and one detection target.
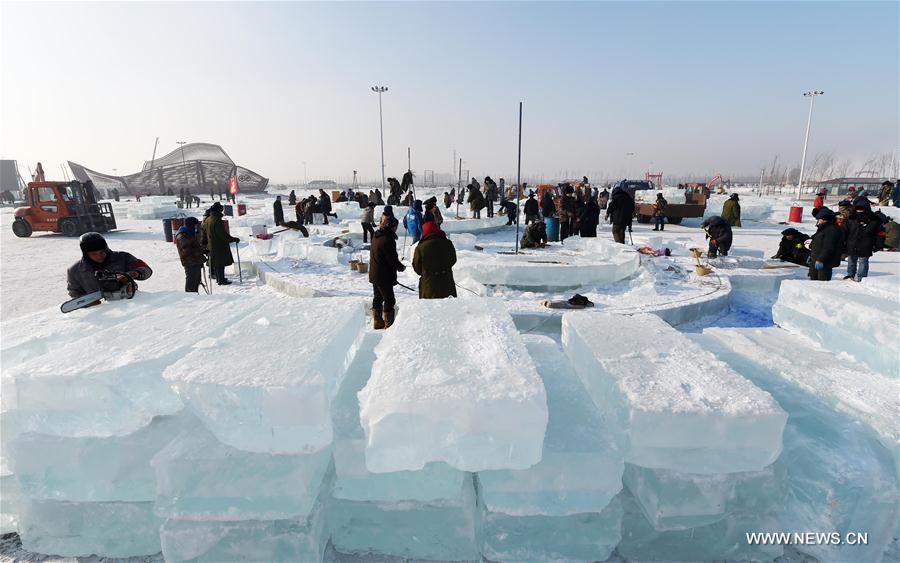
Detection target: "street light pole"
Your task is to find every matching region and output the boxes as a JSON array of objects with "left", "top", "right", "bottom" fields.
[
  {"left": 371, "top": 85, "right": 388, "bottom": 190},
  {"left": 797, "top": 90, "right": 824, "bottom": 199},
  {"left": 176, "top": 141, "right": 188, "bottom": 190},
  {"left": 303, "top": 161, "right": 307, "bottom": 185}
]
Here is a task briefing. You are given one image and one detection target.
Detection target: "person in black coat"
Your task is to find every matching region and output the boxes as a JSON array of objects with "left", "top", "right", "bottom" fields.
[
  {"left": 318, "top": 190, "right": 334, "bottom": 224},
  {"left": 579, "top": 197, "right": 601, "bottom": 237},
  {"left": 700, "top": 216, "right": 733, "bottom": 258},
  {"left": 605, "top": 186, "right": 635, "bottom": 244},
  {"left": 524, "top": 191, "right": 540, "bottom": 224},
  {"left": 540, "top": 190, "right": 557, "bottom": 220},
  {"left": 772, "top": 227, "right": 811, "bottom": 266},
  {"left": 368, "top": 215, "right": 406, "bottom": 329},
  {"left": 843, "top": 198, "right": 882, "bottom": 281},
  {"left": 273, "top": 196, "right": 284, "bottom": 226},
  {"left": 808, "top": 207, "right": 844, "bottom": 281}
]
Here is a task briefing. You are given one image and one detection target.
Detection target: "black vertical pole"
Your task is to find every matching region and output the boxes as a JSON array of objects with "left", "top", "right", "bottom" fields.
[
  {"left": 515, "top": 102, "right": 523, "bottom": 254},
  {"left": 456, "top": 158, "right": 462, "bottom": 219}
]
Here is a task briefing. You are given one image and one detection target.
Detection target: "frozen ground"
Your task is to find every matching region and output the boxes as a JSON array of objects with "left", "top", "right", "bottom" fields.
[{"left": 1, "top": 189, "right": 898, "bottom": 562}]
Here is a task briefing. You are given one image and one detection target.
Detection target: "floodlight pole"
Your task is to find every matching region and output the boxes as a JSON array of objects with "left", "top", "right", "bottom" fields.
[
  {"left": 176, "top": 141, "right": 188, "bottom": 189},
  {"left": 797, "top": 90, "right": 823, "bottom": 199},
  {"left": 372, "top": 86, "right": 388, "bottom": 190},
  {"left": 150, "top": 137, "right": 159, "bottom": 170},
  {"left": 456, "top": 158, "right": 462, "bottom": 219},
  {"left": 515, "top": 102, "right": 523, "bottom": 254}
]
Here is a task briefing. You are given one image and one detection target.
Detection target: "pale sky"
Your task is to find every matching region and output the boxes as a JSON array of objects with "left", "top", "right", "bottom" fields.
[{"left": 1, "top": 1, "right": 897, "bottom": 184}]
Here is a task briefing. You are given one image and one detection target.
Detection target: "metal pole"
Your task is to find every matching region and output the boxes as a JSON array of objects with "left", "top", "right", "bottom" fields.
[
  {"left": 515, "top": 102, "right": 523, "bottom": 254},
  {"left": 372, "top": 86, "right": 388, "bottom": 190},
  {"left": 150, "top": 137, "right": 159, "bottom": 170},
  {"left": 456, "top": 158, "right": 462, "bottom": 219},
  {"left": 235, "top": 241, "right": 242, "bottom": 284},
  {"left": 797, "top": 91, "right": 823, "bottom": 199}
]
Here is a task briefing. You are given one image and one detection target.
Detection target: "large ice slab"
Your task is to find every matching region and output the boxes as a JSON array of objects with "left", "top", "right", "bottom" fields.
[
  {"left": 165, "top": 297, "right": 365, "bottom": 454},
  {"left": 773, "top": 280, "right": 900, "bottom": 377},
  {"left": 478, "top": 335, "right": 623, "bottom": 516},
  {"left": 329, "top": 472, "right": 481, "bottom": 561},
  {"left": 13, "top": 411, "right": 195, "bottom": 503},
  {"left": 2, "top": 293, "right": 260, "bottom": 441},
  {"left": 18, "top": 499, "right": 161, "bottom": 558},
  {"left": 622, "top": 461, "right": 786, "bottom": 531},
  {"left": 562, "top": 312, "right": 786, "bottom": 474},
  {"left": 0, "top": 471, "right": 19, "bottom": 533},
  {"left": 481, "top": 495, "right": 623, "bottom": 563},
  {"left": 694, "top": 332, "right": 899, "bottom": 563},
  {"left": 358, "top": 298, "right": 548, "bottom": 473}
]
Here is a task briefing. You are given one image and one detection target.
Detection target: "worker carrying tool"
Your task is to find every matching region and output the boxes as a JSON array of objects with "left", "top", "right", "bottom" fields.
[{"left": 62, "top": 232, "right": 152, "bottom": 313}]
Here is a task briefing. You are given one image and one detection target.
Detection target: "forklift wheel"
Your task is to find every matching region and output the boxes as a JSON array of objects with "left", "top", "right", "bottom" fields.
[
  {"left": 12, "top": 219, "right": 32, "bottom": 238},
  {"left": 667, "top": 216, "right": 683, "bottom": 225},
  {"left": 60, "top": 219, "right": 80, "bottom": 237},
  {"left": 636, "top": 215, "right": 651, "bottom": 224}
]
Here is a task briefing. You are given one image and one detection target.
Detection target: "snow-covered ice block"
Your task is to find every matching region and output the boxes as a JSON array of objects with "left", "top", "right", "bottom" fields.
[
  {"left": 306, "top": 244, "right": 341, "bottom": 265},
  {"left": 249, "top": 235, "right": 277, "bottom": 256},
  {"left": 622, "top": 461, "right": 786, "bottom": 531},
  {"left": 0, "top": 471, "right": 19, "bottom": 533},
  {"left": 332, "top": 333, "right": 468, "bottom": 502},
  {"left": 694, "top": 332, "right": 899, "bottom": 563},
  {"left": 2, "top": 293, "right": 260, "bottom": 440},
  {"left": 165, "top": 298, "right": 365, "bottom": 454},
  {"left": 704, "top": 196, "right": 774, "bottom": 222},
  {"left": 279, "top": 237, "right": 310, "bottom": 260},
  {"left": 773, "top": 280, "right": 900, "bottom": 377},
  {"left": 561, "top": 312, "right": 786, "bottom": 474},
  {"left": 328, "top": 472, "right": 480, "bottom": 561},
  {"left": 13, "top": 411, "right": 196, "bottom": 503},
  {"left": 18, "top": 499, "right": 161, "bottom": 558},
  {"left": 440, "top": 215, "right": 508, "bottom": 234},
  {"left": 160, "top": 496, "right": 328, "bottom": 562},
  {"left": 478, "top": 335, "right": 622, "bottom": 516},
  {"left": 358, "top": 298, "right": 548, "bottom": 472},
  {"left": 617, "top": 490, "right": 782, "bottom": 562},
  {"left": 482, "top": 494, "right": 623, "bottom": 563},
  {"left": 152, "top": 423, "right": 333, "bottom": 521},
  {"left": 447, "top": 232, "right": 477, "bottom": 249}
]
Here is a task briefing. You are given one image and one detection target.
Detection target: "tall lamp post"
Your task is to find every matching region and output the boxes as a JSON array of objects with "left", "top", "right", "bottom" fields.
[
  {"left": 176, "top": 141, "right": 188, "bottom": 191},
  {"left": 797, "top": 91, "right": 824, "bottom": 199},
  {"left": 371, "top": 85, "right": 388, "bottom": 190}
]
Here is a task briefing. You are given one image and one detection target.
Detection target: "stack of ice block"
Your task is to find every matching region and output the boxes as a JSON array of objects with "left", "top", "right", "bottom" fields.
[
  {"left": 127, "top": 195, "right": 181, "bottom": 219},
  {"left": 2, "top": 293, "right": 259, "bottom": 557},
  {"left": 157, "top": 297, "right": 365, "bottom": 561},
  {"left": 562, "top": 312, "right": 788, "bottom": 561},
  {"left": 478, "top": 335, "right": 624, "bottom": 561}
]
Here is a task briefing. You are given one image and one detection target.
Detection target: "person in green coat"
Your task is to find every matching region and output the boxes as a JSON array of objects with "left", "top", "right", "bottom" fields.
[
  {"left": 202, "top": 202, "right": 240, "bottom": 285},
  {"left": 412, "top": 220, "right": 457, "bottom": 299},
  {"left": 722, "top": 193, "right": 742, "bottom": 227}
]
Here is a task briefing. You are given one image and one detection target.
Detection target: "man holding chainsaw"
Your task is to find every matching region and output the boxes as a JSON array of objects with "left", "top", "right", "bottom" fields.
[{"left": 66, "top": 232, "right": 153, "bottom": 306}]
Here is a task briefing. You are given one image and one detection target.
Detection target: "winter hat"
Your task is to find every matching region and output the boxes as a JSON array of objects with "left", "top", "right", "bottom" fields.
[
  {"left": 838, "top": 199, "right": 852, "bottom": 208},
  {"left": 814, "top": 207, "right": 836, "bottom": 221},
  {"left": 79, "top": 232, "right": 108, "bottom": 253},
  {"left": 382, "top": 205, "right": 394, "bottom": 218},
  {"left": 730, "top": 193, "right": 739, "bottom": 200},
  {"left": 422, "top": 220, "right": 440, "bottom": 237},
  {"left": 210, "top": 202, "right": 223, "bottom": 214},
  {"left": 656, "top": 193, "right": 663, "bottom": 199},
  {"left": 413, "top": 200, "right": 423, "bottom": 211},
  {"left": 781, "top": 227, "right": 800, "bottom": 236}
]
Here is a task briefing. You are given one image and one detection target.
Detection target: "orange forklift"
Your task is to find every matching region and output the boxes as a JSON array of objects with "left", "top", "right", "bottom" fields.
[{"left": 12, "top": 180, "right": 117, "bottom": 238}]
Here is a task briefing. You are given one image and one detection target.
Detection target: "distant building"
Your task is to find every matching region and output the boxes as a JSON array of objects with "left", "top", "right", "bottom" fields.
[
  {"left": 817, "top": 177, "right": 893, "bottom": 197},
  {"left": 68, "top": 143, "right": 268, "bottom": 198}
]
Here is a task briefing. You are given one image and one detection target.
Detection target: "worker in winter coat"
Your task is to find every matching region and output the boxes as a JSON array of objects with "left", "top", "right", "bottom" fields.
[
  {"left": 175, "top": 217, "right": 206, "bottom": 292},
  {"left": 540, "top": 189, "right": 557, "bottom": 219},
  {"left": 501, "top": 199, "right": 518, "bottom": 225},
  {"left": 443, "top": 192, "right": 452, "bottom": 209},
  {"left": 413, "top": 220, "right": 457, "bottom": 299},
  {"left": 598, "top": 187, "right": 610, "bottom": 209},
  {"left": 424, "top": 199, "right": 444, "bottom": 227},
  {"left": 404, "top": 200, "right": 424, "bottom": 243},
  {"left": 606, "top": 186, "right": 635, "bottom": 244},
  {"left": 369, "top": 215, "right": 405, "bottom": 329},
  {"left": 524, "top": 191, "right": 540, "bottom": 224},
  {"left": 467, "top": 184, "right": 486, "bottom": 218},
  {"left": 812, "top": 191, "right": 826, "bottom": 217},
  {"left": 652, "top": 193, "right": 668, "bottom": 231},
  {"left": 521, "top": 220, "right": 548, "bottom": 248},
  {"left": 808, "top": 207, "right": 844, "bottom": 281},
  {"left": 700, "top": 215, "right": 733, "bottom": 258},
  {"left": 772, "top": 228, "right": 811, "bottom": 266},
  {"left": 843, "top": 198, "right": 882, "bottom": 281},
  {"left": 579, "top": 197, "right": 601, "bottom": 237},
  {"left": 318, "top": 190, "right": 334, "bottom": 224},
  {"left": 877, "top": 181, "right": 894, "bottom": 206},
  {"left": 558, "top": 186, "right": 577, "bottom": 241},
  {"left": 288, "top": 190, "right": 297, "bottom": 206},
  {"left": 882, "top": 219, "right": 899, "bottom": 250},
  {"left": 273, "top": 195, "right": 285, "bottom": 226},
  {"left": 360, "top": 202, "right": 376, "bottom": 243},
  {"left": 203, "top": 202, "right": 241, "bottom": 285},
  {"left": 484, "top": 177, "right": 498, "bottom": 218},
  {"left": 67, "top": 232, "right": 153, "bottom": 301},
  {"left": 722, "top": 193, "right": 742, "bottom": 227}
]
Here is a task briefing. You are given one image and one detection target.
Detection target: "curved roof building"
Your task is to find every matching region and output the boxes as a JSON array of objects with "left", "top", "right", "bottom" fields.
[{"left": 68, "top": 143, "right": 268, "bottom": 197}]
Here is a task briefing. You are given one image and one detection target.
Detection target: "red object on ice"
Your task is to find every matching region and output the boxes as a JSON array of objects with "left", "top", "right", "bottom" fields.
[
  {"left": 255, "top": 233, "right": 273, "bottom": 240},
  {"left": 237, "top": 203, "right": 247, "bottom": 216},
  {"left": 788, "top": 205, "right": 803, "bottom": 223}
]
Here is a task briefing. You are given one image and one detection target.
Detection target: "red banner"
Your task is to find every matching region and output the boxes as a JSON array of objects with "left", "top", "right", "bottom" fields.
[{"left": 228, "top": 175, "right": 239, "bottom": 195}]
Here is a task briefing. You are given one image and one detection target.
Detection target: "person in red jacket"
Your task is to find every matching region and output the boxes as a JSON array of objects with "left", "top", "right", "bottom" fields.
[{"left": 812, "top": 190, "right": 826, "bottom": 218}]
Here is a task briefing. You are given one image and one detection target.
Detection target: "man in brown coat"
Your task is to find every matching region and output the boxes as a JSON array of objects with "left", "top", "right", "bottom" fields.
[
  {"left": 368, "top": 215, "right": 406, "bottom": 329},
  {"left": 413, "top": 221, "right": 457, "bottom": 299},
  {"left": 174, "top": 217, "right": 206, "bottom": 292}
]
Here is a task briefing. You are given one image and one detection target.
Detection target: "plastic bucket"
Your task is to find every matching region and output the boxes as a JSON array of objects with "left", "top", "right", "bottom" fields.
[
  {"left": 788, "top": 205, "right": 803, "bottom": 223},
  {"left": 163, "top": 218, "right": 174, "bottom": 242},
  {"left": 356, "top": 262, "right": 369, "bottom": 273},
  {"left": 545, "top": 217, "right": 560, "bottom": 241}
]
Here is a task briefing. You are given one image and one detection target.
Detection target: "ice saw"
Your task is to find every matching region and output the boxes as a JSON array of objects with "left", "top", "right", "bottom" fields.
[{"left": 60, "top": 271, "right": 136, "bottom": 314}]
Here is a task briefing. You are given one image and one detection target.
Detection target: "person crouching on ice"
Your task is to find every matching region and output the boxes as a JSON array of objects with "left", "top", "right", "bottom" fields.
[
  {"left": 699, "top": 216, "right": 733, "bottom": 258},
  {"left": 67, "top": 232, "right": 152, "bottom": 305},
  {"left": 175, "top": 217, "right": 207, "bottom": 292},
  {"left": 413, "top": 220, "right": 457, "bottom": 299}
]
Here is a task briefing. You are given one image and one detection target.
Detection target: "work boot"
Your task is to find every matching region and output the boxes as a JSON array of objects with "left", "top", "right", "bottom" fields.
[
  {"left": 384, "top": 309, "right": 395, "bottom": 329},
  {"left": 372, "top": 308, "right": 385, "bottom": 330},
  {"left": 218, "top": 279, "right": 232, "bottom": 285}
]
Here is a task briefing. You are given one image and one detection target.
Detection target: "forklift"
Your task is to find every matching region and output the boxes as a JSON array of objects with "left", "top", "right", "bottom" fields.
[{"left": 12, "top": 180, "right": 117, "bottom": 238}]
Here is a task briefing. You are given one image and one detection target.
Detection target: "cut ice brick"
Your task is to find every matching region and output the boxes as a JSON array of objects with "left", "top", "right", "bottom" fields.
[
  {"left": 455, "top": 238, "right": 639, "bottom": 288},
  {"left": 561, "top": 312, "right": 786, "bottom": 474},
  {"left": 0, "top": 471, "right": 19, "bottom": 534},
  {"left": 160, "top": 495, "right": 328, "bottom": 562},
  {"left": 482, "top": 494, "right": 623, "bottom": 563},
  {"left": 440, "top": 214, "right": 508, "bottom": 234},
  {"left": 773, "top": 280, "right": 900, "bottom": 377},
  {"left": 165, "top": 298, "right": 365, "bottom": 454},
  {"left": 694, "top": 331, "right": 899, "bottom": 563},
  {"left": 331, "top": 332, "right": 467, "bottom": 503},
  {"left": 447, "top": 232, "right": 477, "bottom": 249},
  {"left": 152, "top": 423, "right": 333, "bottom": 521},
  {"left": 279, "top": 237, "right": 310, "bottom": 260},
  {"left": 705, "top": 326, "right": 899, "bottom": 455},
  {"left": 478, "top": 335, "right": 623, "bottom": 516},
  {"left": 358, "top": 298, "right": 548, "bottom": 472},
  {"left": 306, "top": 244, "right": 341, "bottom": 265},
  {"left": 18, "top": 499, "right": 162, "bottom": 558},
  {"left": 622, "top": 461, "right": 786, "bottom": 531},
  {"left": 2, "top": 293, "right": 261, "bottom": 440},
  {"left": 328, "top": 472, "right": 480, "bottom": 561},
  {"left": 13, "top": 410, "right": 196, "bottom": 503},
  {"left": 617, "top": 489, "right": 783, "bottom": 562}
]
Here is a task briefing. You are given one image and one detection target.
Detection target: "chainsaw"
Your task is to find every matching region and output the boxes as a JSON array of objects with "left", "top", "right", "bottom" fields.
[{"left": 60, "top": 271, "right": 136, "bottom": 314}]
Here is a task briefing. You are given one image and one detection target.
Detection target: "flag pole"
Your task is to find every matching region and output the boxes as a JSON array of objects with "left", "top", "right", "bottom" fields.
[{"left": 515, "top": 102, "right": 523, "bottom": 254}]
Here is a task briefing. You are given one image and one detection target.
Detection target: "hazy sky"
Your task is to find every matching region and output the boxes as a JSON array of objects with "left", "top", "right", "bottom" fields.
[{"left": 1, "top": 1, "right": 897, "bottom": 184}]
